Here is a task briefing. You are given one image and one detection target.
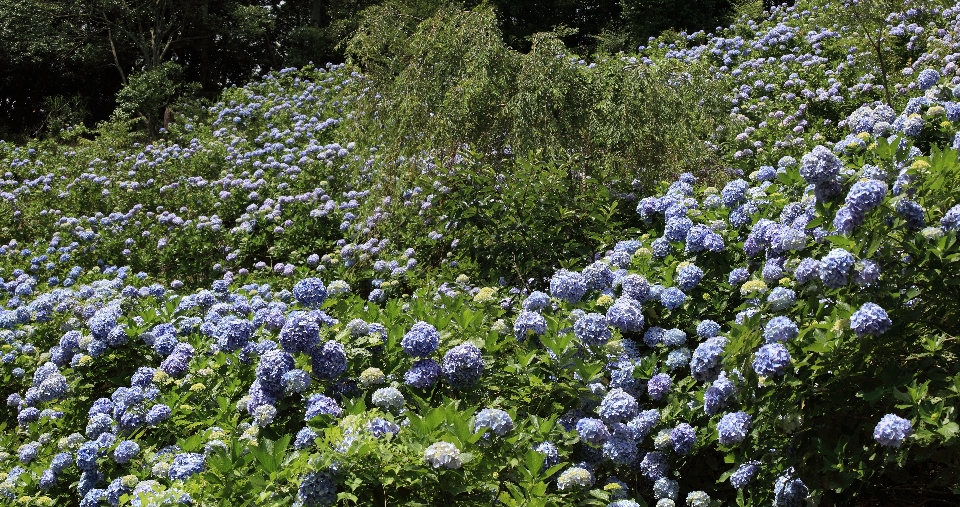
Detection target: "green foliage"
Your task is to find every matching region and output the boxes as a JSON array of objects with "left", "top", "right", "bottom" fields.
[{"left": 620, "top": 0, "right": 736, "bottom": 42}]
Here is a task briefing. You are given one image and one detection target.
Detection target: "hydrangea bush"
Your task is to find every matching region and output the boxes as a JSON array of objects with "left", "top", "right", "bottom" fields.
[{"left": 1, "top": 1, "right": 960, "bottom": 506}]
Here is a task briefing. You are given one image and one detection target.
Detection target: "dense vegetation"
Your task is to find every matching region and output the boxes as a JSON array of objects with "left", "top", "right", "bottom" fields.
[
  {"left": 0, "top": 0, "right": 739, "bottom": 140},
  {"left": 1, "top": 0, "right": 960, "bottom": 506}
]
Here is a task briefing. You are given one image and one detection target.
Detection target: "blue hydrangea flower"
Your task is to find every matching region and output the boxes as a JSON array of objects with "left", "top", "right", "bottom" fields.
[
  {"left": 690, "top": 337, "right": 728, "bottom": 382},
  {"left": 774, "top": 472, "right": 808, "bottom": 507},
  {"left": 697, "top": 320, "right": 720, "bottom": 338},
  {"left": 159, "top": 343, "right": 194, "bottom": 378},
  {"left": 941, "top": 204, "right": 960, "bottom": 231},
  {"left": 643, "top": 326, "right": 664, "bottom": 347},
  {"left": 850, "top": 303, "right": 892, "bottom": 337},
  {"left": 283, "top": 369, "right": 312, "bottom": 393},
  {"left": 895, "top": 198, "right": 926, "bottom": 229},
  {"left": 728, "top": 267, "right": 750, "bottom": 286},
  {"left": 675, "top": 263, "right": 703, "bottom": 291},
  {"left": 606, "top": 297, "right": 645, "bottom": 333},
  {"left": 582, "top": 261, "right": 615, "bottom": 290},
  {"left": 664, "top": 217, "right": 694, "bottom": 242},
  {"left": 294, "top": 427, "right": 318, "bottom": 449},
  {"left": 404, "top": 359, "right": 441, "bottom": 389},
  {"left": 216, "top": 317, "right": 255, "bottom": 352},
  {"left": 647, "top": 373, "right": 672, "bottom": 400},
  {"left": 278, "top": 313, "right": 320, "bottom": 354},
  {"left": 651, "top": 237, "right": 673, "bottom": 258},
  {"left": 602, "top": 430, "right": 639, "bottom": 465},
  {"left": 766, "top": 287, "right": 796, "bottom": 311},
  {"left": 311, "top": 340, "right": 347, "bottom": 380},
  {"left": 598, "top": 388, "right": 639, "bottom": 423},
  {"left": 819, "top": 248, "right": 855, "bottom": 288},
  {"left": 522, "top": 291, "right": 550, "bottom": 311},
  {"left": 113, "top": 440, "right": 140, "bottom": 464},
  {"left": 639, "top": 451, "right": 669, "bottom": 480},
  {"left": 854, "top": 260, "right": 881, "bottom": 286},
  {"left": 873, "top": 413, "right": 912, "bottom": 447},
  {"left": 753, "top": 343, "right": 791, "bottom": 377},
  {"left": 717, "top": 411, "right": 752, "bottom": 446},
  {"left": 256, "top": 349, "right": 295, "bottom": 397},
  {"left": 534, "top": 441, "right": 560, "bottom": 470},
  {"left": 721, "top": 179, "right": 749, "bottom": 208},
  {"left": 917, "top": 68, "right": 940, "bottom": 90},
  {"left": 845, "top": 179, "right": 887, "bottom": 213},
  {"left": 576, "top": 417, "right": 610, "bottom": 446},
  {"left": 474, "top": 408, "right": 514, "bottom": 436},
  {"left": 514, "top": 311, "right": 546, "bottom": 341},
  {"left": 442, "top": 342, "right": 484, "bottom": 389},
  {"left": 574, "top": 313, "right": 612, "bottom": 346},
  {"left": 799, "top": 145, "right": 842, "bottom": 185},
  {"left": 305, "top": 394, "right": 342, "bottom": 420},
  {"left": 297, "top": 470, "right": 337, "bottom": 506},
  {"left": 367, "top": 417, "right": 400, "bottom": 438},
  {"left": 764, "top": 317, "right": 799, "bottom": 343},
  {"left": 704, "top": 374, "right": 735, "bottom": 416},
  {"left": 730, "top": 461, "right": 760, "bottom": 489},
  {"left": 793, "top": 258, "right": 820, "bottom": 284},
  {"left": 660, "top": 287, "right": 686, "bottom": 310},
  {"left": 619, "top": 274, "right": 650, "bottom": 301},
  {"left": 662, "top": 328, "right": 686, "bottom": 347},
  {"left": 550, "top": 269, "right": 587, "bottom": 303},
  {"left": 402, "top": 321, "right": 441, "bottom": 357},
  {"left": 666, "top": 348, "right": 691, "bottom": 371},
  {"left": 142, "top": 403, "right": 170, "bottom": 425},
  {"left": 653, "top": 477, "right": 679, "bottom": 500},
  {"left": 293, "top": 278, "right": 327, "bottom": 308}
]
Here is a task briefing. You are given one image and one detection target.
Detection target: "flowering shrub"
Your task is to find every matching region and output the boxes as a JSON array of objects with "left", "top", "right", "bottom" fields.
[{"left": 1, "top": 1, "right": 960, "bottom": 506}]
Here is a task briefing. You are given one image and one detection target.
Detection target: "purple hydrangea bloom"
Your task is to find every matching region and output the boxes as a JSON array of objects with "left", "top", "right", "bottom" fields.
[
  {"left": 305, "top": 394, "right": 342, "bottom": 420},
  {"left": 753, "top": 343, "right": 791, "bottom": 377},
  {"left": 442, "top": 342, "right": 484, "bottom": 389},
  {"left": 850, "top": 303, "right": 892, "bottom": 337},
  {"left": 606, "top": 297, "right": 645, "bottom": 333},
  {"left": 311, "top": 340, "right": 347, "bottom": 380},
  {"left": 721, "top": 179, "right": 749, "bottom": 208},
  {"left": 598, "top": 388, "right": 639, "bottom": 423},
  {"left": 293, "top": 278, "right": 327, "bottom": 308},
  {"left": 671, "top": 423, "right": 696, "bottom": 454},
  {"left": 764, "top": 317, "right": 799, "bottom": 343},
  {"left": 550, "top": 269, "right": 587, "bottom": 303},
  {"left": 799, "top": 145, "right": 842, "bottom": 185},
  {"left": 159, "top": 343, "right": 194, "bottom": 378},
  {"left": 113, "top": 440, "right": 140, "bottom": 464},
  {"left": 574, "top": 313, "right": 612, "bottom": 346},
  {"left": 647, "top": 373, "right": 672, "bottom": 400},
  {"left": 873, "top": 413, "right": 912, "bottom": 447},
  {"left": 895, "top": 198, "right": 926, "bottom": 229},
  {"left": 576, "top": 417, "right": 610, "bottom": 446},
  {"left": 404, "top": 359, "right": 441, "bottom": 389},
  {"left": 717, "top": 412, "right": 752, "bottom": 445},
  {"left": 728, "top": 268, "right": 750, "bottom": 286},
  {"left": 514, "top": 311, "right": 546, "bottom": 341},
  {"left": 845, "top": 179, "right": 887, "bottom": 213},
  {"left": 402, "top": 321, "right": 441, "bottom": 357},
  {"left": 690, "top": 337, "right": 728, "bottom": 382},
  {"left": 730, "top": 461, "right": 760, "bottom": 489}
]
